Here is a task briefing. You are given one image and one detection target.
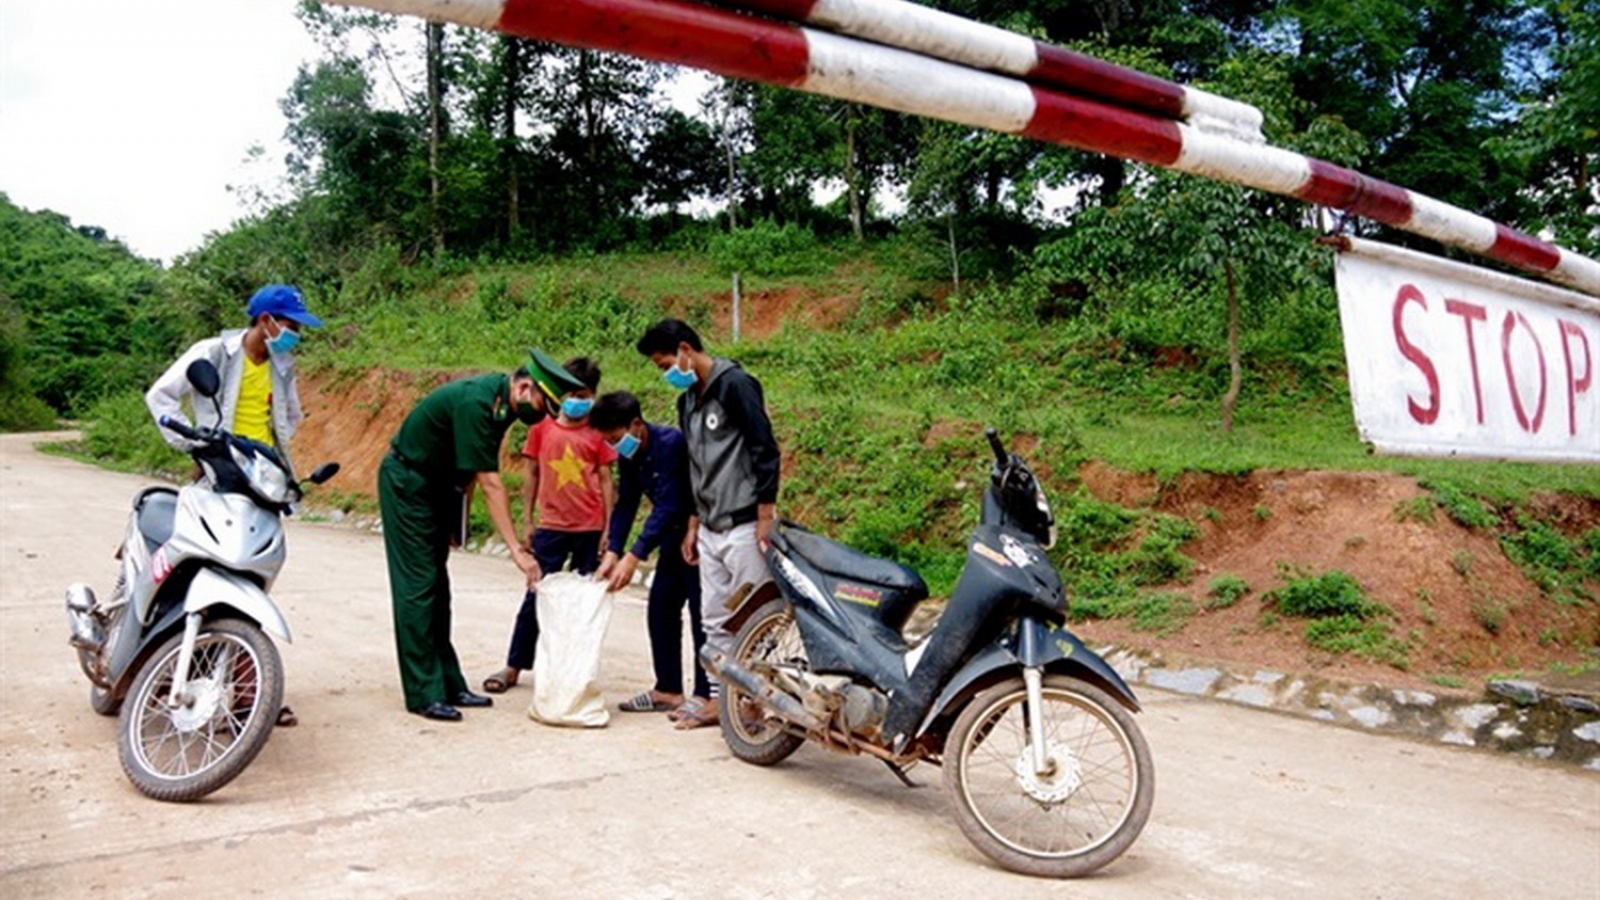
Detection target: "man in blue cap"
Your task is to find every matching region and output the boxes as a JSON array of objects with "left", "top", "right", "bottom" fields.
[
  {"left": 147, "top": 284, "right": 324, "bottom": 474},
  {"left": 146, "top": 284, "right": 323, "bottom": 727}
]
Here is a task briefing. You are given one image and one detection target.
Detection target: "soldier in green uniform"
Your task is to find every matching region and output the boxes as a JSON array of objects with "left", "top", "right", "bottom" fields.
[{"left": 380, "top": 350, "right": 586, "bottom": 721}]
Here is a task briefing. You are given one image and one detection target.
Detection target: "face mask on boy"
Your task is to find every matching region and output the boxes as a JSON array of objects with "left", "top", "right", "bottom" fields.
[
  {"left": 562, "top": 396, "right": 594, "bottom": 419},
  {"left": 611, "top": 430, "right": 641, "bottom": 459}
]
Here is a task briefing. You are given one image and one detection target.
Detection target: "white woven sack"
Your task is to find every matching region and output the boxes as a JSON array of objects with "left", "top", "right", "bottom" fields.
[{"left": 526, "top": 572, "right": 613, "bottom": 728}]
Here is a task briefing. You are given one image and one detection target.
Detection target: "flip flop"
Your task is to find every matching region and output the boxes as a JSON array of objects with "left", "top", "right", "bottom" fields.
[
  {"left": 482, "top": 668, "right": 519, "bottom": 694},
  {"left": 275, "top": 705, "right": 298, "bottom": 727},
  {"left": 619, "top": 692, "right": 677, "bottom": 713},
  {"left": 671, "top": 698, "right": 720, "bottom": 730}
]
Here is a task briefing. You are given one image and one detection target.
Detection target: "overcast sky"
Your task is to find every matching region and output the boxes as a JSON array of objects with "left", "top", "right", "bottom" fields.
[
  {"left": 0, "top": 2, "right": 728, "bottom": 264},
  {"left": 1, "top": 1, "right": 322, "bottom": 263}
]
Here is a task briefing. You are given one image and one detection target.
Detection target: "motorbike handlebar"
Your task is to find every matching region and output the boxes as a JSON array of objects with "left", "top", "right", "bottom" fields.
[
  {"left": 158, "top": 416, "right": 219, "bottom": 444},
  {"left": 984, "top": 428, "right": 1008, "bottom": 468},
  {"left": 158, "top": 415, "right": 199, "bottom": 441}
]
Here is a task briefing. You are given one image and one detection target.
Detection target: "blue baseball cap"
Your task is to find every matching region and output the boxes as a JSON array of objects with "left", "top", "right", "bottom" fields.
[{"left": 247, "top": 285, "right": 323, "bottom": 328}]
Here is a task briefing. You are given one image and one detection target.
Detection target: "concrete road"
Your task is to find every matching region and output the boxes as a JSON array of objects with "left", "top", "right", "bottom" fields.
[{"left": 2, "top": 433, "right": 1596, "bottom": 899}]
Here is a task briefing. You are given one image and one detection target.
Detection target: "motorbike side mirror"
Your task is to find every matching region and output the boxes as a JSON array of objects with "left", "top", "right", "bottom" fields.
[
  {"left": 307, "top": 462, "right": 341, "bottom": 486},
  {"left": 186, "top": 359, "right": 222, "bottom": 399}
]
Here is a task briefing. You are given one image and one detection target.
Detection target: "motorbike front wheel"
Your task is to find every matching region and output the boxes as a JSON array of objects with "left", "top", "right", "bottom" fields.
[
  {"left": 117, "top": 617, "right": 283, "bottom": 802},
  {"left": 719, "top": 600, "right": 806, "bottom": 766},
  {"left": 943, "top": 674, "right": 1153, "bottom": 878},
  {"left": 89, "top": 682, "right": 121, "bottom": 717}
]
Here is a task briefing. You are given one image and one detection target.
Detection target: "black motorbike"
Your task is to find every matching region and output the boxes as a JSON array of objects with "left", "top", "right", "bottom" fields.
[{"left": 704, "top": 429, "right": 1153, "bottom": 878}]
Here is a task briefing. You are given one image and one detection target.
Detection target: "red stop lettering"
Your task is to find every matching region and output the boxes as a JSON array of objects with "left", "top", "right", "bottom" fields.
[
  {"left": 1560, "top": 320, "right": 1593, "bottom": 437},
  {"left": 1445, "top": 299, "right": 1488, "bottom": 423},
  {"left": 1501, "top": 311, "right": 1548, "bottom": 433},
  {"left": 1393, "top": 284, "right": 1440, "bottom": 424}
]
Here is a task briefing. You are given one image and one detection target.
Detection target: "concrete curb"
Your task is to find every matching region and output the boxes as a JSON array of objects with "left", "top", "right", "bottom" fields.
[{"left": 1102, "top": 646, "right": 1600, "bottom": 770}]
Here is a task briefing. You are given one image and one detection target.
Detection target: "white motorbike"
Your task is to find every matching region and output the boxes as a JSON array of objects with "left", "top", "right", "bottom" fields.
[{"left": 65, "top": 359, "right": 338, "bottom": 801}]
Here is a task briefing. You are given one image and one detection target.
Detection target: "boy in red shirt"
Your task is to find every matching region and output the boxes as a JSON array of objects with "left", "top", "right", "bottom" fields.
[{"left": 482, "top": 357, "right": 616, "bottom": 694}]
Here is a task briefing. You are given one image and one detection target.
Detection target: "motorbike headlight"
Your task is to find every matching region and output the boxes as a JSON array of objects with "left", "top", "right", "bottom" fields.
[{"left": 246, "top": 452, "right": 295, "bottom": 505}]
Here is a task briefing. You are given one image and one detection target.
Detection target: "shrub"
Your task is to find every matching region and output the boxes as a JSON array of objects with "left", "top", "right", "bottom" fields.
[
  {"left": 1303, "top": 614, "right": 1410, "bottom": 668},
  {"left": 1130, "top": 592, "right": 1196, "bottom": 637},
  {"left": 1393, "top": 496, "right": 1435, "bottom": 524},
  {"left": 1266, "top": 565, "right": 1380, "bottom": 619},
  {"left": 1420, "top": 480, "right": 1500, "bottom": 529},
  {"left": 1206, "top": 574, "right": 1251, "bottom": 609},
  {"left": 76, "top": 390, "right": 189, "bottom": 479},
  {"left": 707, "top": 219, "right": 825, "bottom": 279},
  {"left": 0, "top": 389, "right": 56, "bottom": 432},
  {"left": 1501, "top": 515, "right": 1595, "bottom": 605}
]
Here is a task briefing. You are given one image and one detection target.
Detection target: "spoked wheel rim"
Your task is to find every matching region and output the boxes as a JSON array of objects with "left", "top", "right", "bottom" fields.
[
  {"left": 127, "top": 630, "right": 268, "bottom": 783},
  {"left": 726, "top": 608, "right": 806, "bottom": 745},
  {"left": 956, "top": 684, "right": 1141, "bottom": 860}
]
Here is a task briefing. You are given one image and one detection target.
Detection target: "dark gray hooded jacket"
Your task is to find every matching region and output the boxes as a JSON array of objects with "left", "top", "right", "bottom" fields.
[{"left": 677, "top": 358, "right": 781, "bottom": 532}]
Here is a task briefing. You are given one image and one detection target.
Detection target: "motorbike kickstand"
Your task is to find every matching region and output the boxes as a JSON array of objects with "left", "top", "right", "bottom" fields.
[{"left": 881, "top": 758, "right": 920, "bottom": 788}]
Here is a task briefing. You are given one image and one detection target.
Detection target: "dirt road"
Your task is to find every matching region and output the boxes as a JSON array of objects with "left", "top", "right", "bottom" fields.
[{"left": 2, "top": 434, "right": 1596, "bottom": 899}]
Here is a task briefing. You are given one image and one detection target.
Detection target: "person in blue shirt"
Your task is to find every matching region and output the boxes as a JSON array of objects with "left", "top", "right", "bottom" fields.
[{"left": 592, "top": 391, "right": 709, "bottom": 718}]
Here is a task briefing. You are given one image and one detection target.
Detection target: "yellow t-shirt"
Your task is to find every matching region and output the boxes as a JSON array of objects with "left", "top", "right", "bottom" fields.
[{"left": 234, "top": 357, "right": 273, "bottom": 445}]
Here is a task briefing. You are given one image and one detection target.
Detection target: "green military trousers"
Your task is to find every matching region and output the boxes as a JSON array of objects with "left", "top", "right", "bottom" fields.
[{"left": 378, "top": 455, "right": 470, "bottom": 711}]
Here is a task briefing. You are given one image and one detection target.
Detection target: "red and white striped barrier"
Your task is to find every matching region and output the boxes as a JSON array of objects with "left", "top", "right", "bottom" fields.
[
  {"left": 708, "top": 0, "right": 1264, "bottom": 143},
  {"left": 330, "top": 0, "right": 1600, "bottom": 297}
]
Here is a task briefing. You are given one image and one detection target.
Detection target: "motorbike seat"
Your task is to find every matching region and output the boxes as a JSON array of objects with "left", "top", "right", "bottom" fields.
[
  {"left": 782, "top": 527, "right": 928, "bottom": 600},
  {"left": 136, "top": 487, "right": 178, "bottom": 553}
]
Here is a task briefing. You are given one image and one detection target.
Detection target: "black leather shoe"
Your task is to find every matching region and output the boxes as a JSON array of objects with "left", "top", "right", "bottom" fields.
[
  {"left": 453, "top": 691, "right": 493, "bottom": 708},
  {"left": 413, "top": 701, "right": 462, "bottom": 722}
]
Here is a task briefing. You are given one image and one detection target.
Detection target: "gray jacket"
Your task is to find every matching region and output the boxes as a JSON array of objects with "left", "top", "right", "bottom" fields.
[
  {"left": 145, "top": 329, "right": 304, "bottom": 471},
  {"left": 678, "top": 358, "right": 781, "bottom": 532}
]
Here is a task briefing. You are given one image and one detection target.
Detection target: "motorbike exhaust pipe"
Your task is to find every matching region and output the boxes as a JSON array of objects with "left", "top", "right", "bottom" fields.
[
  {"left": 65, "top": 583, "right": 104, "bottom": 652},
  {"left": 701, "top": 648, "right": 826, "bottom": 733}
]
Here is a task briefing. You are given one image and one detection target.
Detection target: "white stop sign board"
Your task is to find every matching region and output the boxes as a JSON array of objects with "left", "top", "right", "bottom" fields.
[{"left": 1335, "top": 237, "right": 1599, "bottom": 463}]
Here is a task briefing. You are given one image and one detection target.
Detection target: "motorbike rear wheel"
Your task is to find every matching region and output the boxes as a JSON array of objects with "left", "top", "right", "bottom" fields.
[
  {"left": 117, "top": 617, "right": 283, "bottom": 802},
  {"left": 943, "top": 674, "right": 1153, "bottom": 878},
  {"left": 719, "top": 600, "right": 806, "bottom": 766}
]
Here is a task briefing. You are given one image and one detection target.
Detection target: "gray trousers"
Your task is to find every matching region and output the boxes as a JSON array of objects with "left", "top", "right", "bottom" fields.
[{"left": 696, "top": 521, "right": 769, "bottom": 693}]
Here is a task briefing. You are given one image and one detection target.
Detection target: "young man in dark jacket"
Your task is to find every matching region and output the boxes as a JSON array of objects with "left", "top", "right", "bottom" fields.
[
  {"left": 591, "top": 391, "right": 708, "bottom": 716},
  {"left": 635, "top": 319, "right": 780, "bottom": 729}
]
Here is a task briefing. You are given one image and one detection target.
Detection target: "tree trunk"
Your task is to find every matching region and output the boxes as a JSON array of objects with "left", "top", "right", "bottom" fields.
[
  {"left": 426, "top": 21, "right": 446, "bottom": 257},
  {"left": 947, "top": 213, "right": 961, "bottom": 297},
  {"left": 844, "top": 107, "right": 864, "bottom": 241},
  {"left": 501, "top": 37, "right": 522, "bottom": 247},
  {"left": 579, "top": 51, "right": 601, "bottom": 224},
  {"left": 723, "top": 97, "right": 739, "bottom": 230},
  {"left": 1096, "top": 155, "right": 1125, "bottom": 207},
  {"left": 1221, "top": 259, "right": 1243, "bottom": 435},
  {"left": 722, "top": 88, "right": 743, "bottom": 343}
]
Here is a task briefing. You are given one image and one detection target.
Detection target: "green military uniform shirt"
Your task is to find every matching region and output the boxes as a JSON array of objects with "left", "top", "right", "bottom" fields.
[
  {"left": 390, "top": 373, "right": 514, "bottom": 481},
  {"left": 381, "top": 371, "right": 516, "bottom": 713}
]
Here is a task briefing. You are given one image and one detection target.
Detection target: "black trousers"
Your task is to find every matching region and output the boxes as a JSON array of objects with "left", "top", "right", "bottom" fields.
[
  {"left": 503, "top": 529, "right": 601, "bottom": 670},
  {"left": 646, "top": 534, "right": 709, "bottom": 699}
]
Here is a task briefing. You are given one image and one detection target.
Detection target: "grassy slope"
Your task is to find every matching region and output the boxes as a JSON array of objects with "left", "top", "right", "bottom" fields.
[
  {"left": 320, "top": 249, "right": 1592, "bottom": 565},
  {"left": 63, "top": 249, "right": 1599, "bottom": 609}
]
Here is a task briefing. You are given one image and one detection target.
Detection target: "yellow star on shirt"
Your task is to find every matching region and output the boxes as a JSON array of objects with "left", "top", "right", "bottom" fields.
[{"left": 548, "top": 445, "right": 587, "bottom": 489}]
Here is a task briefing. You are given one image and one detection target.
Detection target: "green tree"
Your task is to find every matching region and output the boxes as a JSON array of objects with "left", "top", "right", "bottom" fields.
[
  {"left": 0, "top": 195, "right": 179, "bottom": 416},
  {"left": 1490, "top": 1, "right": 1600, "bottom": 255},
  {"left": 1277, "top": 0, "right": 1533, "bottom": 230}
]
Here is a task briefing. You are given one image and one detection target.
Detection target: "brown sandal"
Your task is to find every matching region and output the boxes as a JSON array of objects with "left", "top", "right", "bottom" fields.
[{"left": 482, "top": 668, "right": 520, "bottom": 694}]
